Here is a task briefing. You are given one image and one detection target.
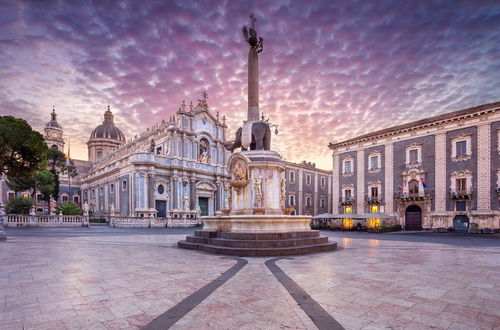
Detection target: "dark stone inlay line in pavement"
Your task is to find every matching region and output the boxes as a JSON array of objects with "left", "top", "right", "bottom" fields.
[
  {"left": 143, "top": 257, "right": 248, "bottom": 330},
  {"left": 265, "top": 257, "right": 345, "bottom": 330}
]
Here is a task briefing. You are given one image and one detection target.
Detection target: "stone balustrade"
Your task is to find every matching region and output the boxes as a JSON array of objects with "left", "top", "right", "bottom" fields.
[
  {"left": 110, "top": 216, "right": 202, "bottom": 228},
  {"left": 6, "top": 214, "right": 89, "bottom": 227}
]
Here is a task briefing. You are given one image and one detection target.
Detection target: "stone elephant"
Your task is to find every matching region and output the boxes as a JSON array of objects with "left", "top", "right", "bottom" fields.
[{"left": 224, "top": 121, "right": 271, "bottom": 152}]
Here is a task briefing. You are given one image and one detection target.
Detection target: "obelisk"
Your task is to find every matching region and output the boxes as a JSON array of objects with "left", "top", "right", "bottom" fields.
[{"left": 245, "top": 13, "right": 263, "bottom": 122}]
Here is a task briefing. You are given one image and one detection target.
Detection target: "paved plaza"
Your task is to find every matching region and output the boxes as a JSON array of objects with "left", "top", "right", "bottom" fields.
[{"left": 0, "top": 227, "right": 499, "bottom": 330}]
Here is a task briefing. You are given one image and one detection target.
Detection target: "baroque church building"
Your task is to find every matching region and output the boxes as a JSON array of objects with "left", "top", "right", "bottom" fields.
[{"left": 80, "top": 95, "right": 230, "bottom": 218}]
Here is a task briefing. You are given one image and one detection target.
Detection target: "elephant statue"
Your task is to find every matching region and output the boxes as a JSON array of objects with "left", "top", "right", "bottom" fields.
[{"left": 224, "top": 121, "right": 271, "bottom": 152}]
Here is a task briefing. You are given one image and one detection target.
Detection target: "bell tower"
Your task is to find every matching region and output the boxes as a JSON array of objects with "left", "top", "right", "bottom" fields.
[{"left": 44, "top": 106, "right": 65, "bottom": 151}]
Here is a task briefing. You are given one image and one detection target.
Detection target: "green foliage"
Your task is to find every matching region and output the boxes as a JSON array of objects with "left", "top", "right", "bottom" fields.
[
  {"left": 6, "top": 175, "right": 35, "bottom": 193},
  {"left": 6, "top": 196, "right": 34, "bottom": 215},
  {"left": 36, "top": 170, "right": 56, "bottom": 203},
  {"left": 47, "top": 148, "right": 66, "bottom": 173},
  {"left": 0, "top": 116, "right": 48, "bottom": 178},
  {"left": 56, "top": 202, "right": 83, "bottom": 215}
]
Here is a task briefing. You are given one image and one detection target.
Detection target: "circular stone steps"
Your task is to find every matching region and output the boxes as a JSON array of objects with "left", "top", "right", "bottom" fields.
[{"left": 178, "top": 230, "right": 337, "bottom": 257}]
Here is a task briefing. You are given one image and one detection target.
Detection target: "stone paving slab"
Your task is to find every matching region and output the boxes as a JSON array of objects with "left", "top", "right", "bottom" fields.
[{"left": 1, "top": 227, "right": 499, "bottom": 329}]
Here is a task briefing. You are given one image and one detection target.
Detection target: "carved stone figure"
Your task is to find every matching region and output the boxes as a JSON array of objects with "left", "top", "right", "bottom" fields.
[
  {"left": 224, "top": 122, "right": 271, "bottom": 152},
  {"left": 254, "top": 176, "right": 262, "bottom": 196},
  {"left": 29, "top": 207, "right": 36, "bottom": 216},
  {"left": 183, "top": 195, "right": 190, "bottom": 211},
  {"left": 110, "top": 204, "right": 115, "bottom": 216},
  {"left": 83, "top": 202, "right": 90, "bottom": 216},
  {"left": 149, "top": 139, "right": 155, "bottom": 152}
]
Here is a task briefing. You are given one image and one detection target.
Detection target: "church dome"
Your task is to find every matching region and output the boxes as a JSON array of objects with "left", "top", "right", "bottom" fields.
[{"left": 90, "top": 106, "right": 125, "bottom": 142}]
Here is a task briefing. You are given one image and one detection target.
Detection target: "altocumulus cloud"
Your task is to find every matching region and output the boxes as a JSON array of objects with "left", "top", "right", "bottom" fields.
[{"left": 0, "top": 0, "right": 499, "bottom": 168}]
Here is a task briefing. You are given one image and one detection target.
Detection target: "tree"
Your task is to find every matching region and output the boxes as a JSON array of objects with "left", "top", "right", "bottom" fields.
[
  {"left": 36, "top": 170, "right": 56, "bottom": 206},
  {"left": 6, "top": 197, "right": 34, "bottom": 215},
  {"left": 46, "top": 148, "right": 66, "bottom": 211},
  {"left": 56, "top": 202, "right": 82, "bottom": 215},
  {"left": 0, "top": 116, "right": 47, "bottom": 178},
  {"left": 6, "top": 176, "right": 35, "bottom": 195}
]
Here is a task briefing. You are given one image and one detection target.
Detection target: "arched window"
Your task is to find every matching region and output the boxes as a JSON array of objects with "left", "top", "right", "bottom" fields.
[
  {"left": 408, "top": 180, "right": 419, "bottom": 196},
  {"left": 51, "top": 144, "right": 59, "bottom": 150},
  {"left": 122, "top": 179, "right": 128, "bottom": 190}
]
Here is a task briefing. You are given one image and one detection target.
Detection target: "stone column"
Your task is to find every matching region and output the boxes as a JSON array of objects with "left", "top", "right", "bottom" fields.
[
  {"left": 172, "top": 176, "right": 178, "bottom": 210},
  {"left": 476, "top": 122, "right": 491, "bottom": 210},
  {"left": 384, "top": 143, "right": 394, "bottom": 214},
  {"left": 434, "top": 131, "right": 447, "bottom": 212},
  {"left": 148, "top": 173, "right": 155, "bottom": 210},
  {"left": 190, "top": 177, "right": 197, "bottom": 210},
  {"left": 298, "top": 169, "right": 303, "bottom": 214},
  {"left": 356, "top": 149, "right": 365, "bottom": 214},
  {"left": 248, "top": 47, "right": 259, "bottom": 121},
  {"left": 215, "top": 180, "right": 221, "bottom": 211},
  {"left": 332, "top": 151, "right": 340, "bottom": 214}
]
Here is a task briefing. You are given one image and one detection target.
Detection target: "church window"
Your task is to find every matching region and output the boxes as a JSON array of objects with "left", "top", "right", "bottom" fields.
[
  {"left": 321, "top": 177, "right": 326, "bottom": 187},
  {"left": 157, "top": 184, "right": 165, "bottom": 194},
  {"left": 51, "top": 144, "right": 59, "bottom": 150},
  {"left": 62, "top": 195, "right": 68, "bottom": 202},
  {"left": 122, "top": 180, "right": 128, "bottom": 190},
  {"left": 99, "top": 187, "right": 103, "bottom": 196},
  {"left": 371, "top": 186, "right": 379, "bottom": 197},
  {"left": 344, "top": 189, "right": 352, "bottom": 200},
  {"left": 156, "top": 146, "right": 162, "bottom": 155},
  {"left": 110, "top": 184, "right": 114, "bottom": 193},
  {"left": 306, "top": 174, "right": 311, "bottom": 185},
  {"left": 289, "top": 195, "right": 295, "bottom": 206},
  {"left": 408, "top": 180, "right": 419, "bottom": 196},
  {"left": 73, "top": 196, "right": 79, "bottom": 204},
  {"left": 97, "top": 149, "right": 103, "bottom": 160},
  {"left": 306, "top": 197, "right": 312, "bottom": 207},
  {"left": 36, "top": 194, "right": 42, "bottom": 202},
  {"left": 320, "top": 198, "right": 326, "bottom": 208},
  {"left": 198, "top": 138, "right": 210, "bottom": 163},
  {"left": 289, "top": 171, "right": 295, "bottom": 183}
]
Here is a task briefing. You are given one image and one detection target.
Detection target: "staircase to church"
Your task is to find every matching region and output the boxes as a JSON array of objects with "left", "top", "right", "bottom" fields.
[{"left": 178, "top": 230, "right": 337, "bottom": 257}]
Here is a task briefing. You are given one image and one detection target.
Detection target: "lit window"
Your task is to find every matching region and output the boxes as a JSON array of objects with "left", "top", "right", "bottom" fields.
[
  {"left": 368, "top": 218, "right": 381, "bottom": 228},
  {"left": 409, "top": 180, "right": 419, "bottom": 196},
  {"left": 344, "top": 206, "right": 352, "bottom": 214},
  {"left": 456, "top": 141, "right": 467, "bottom": 157},
  {"left": 343, "top": 218, "right": 353, "bottom": 229},
  {"left": 22, "top": 193, "right": 30, "bottom": 199},
  {"left": 371, "top": 205, "right": 379, "bottom": 213}
]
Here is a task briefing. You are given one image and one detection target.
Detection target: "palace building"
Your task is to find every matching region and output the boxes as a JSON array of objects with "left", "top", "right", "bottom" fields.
[{"left": 329, "top": 101, "right": 500, "bottom": 231}]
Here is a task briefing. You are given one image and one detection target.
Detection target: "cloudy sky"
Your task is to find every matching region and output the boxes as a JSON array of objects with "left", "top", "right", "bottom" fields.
[{"left": 1, "top": 0, "right": 499, "bottom": 169}]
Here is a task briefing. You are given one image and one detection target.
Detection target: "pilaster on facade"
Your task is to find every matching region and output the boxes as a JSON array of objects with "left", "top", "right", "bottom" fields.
[
  {"left": 476, "top": 122, "right": 491, "bottom": 210},
  {"left": 384, "top": 143, "right": 394, "bottom": 214},
  {"left": 298, "top": 170, "right": 303, "bottom": 214},
  {"left": 356, "top": 149, "right": 365, "bottom": 213},
  {"left": 434, "top": 131, "right": 447, "bottom": 212},
  {"left": 332, "top": 152, "right": 340, "bottom": 214}
]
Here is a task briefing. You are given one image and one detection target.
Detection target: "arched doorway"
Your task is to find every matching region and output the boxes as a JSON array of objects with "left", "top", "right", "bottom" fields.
[
  {"left": 453, "top": 215, "right": 469, "bottom": 232},
  {"left": 405, "top": 205, "right": 422, "bottom": 230}
]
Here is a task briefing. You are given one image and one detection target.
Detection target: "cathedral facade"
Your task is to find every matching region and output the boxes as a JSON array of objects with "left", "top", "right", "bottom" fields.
[
  {"left": 80, "top": 96, "right": 230, "bottom": 218},
  {"left": 329, "top": 101, "right": 500, "bottom": 231}
]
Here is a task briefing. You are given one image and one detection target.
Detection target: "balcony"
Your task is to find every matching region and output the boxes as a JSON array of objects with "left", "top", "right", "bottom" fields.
[
  {"left": 339, "top": 197, "right": 355, "bottom": 205},
  {"left": 366, "top": 195, "right": 383, "bottom": 204},
  {"left": 395, "top": 190, "right": 432, "bottom": 201},
  {"left": 450, "top": 188, "right": 472, "bottom": 200}
]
